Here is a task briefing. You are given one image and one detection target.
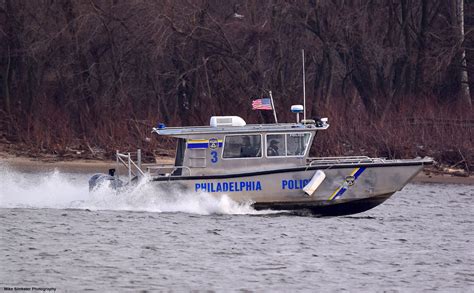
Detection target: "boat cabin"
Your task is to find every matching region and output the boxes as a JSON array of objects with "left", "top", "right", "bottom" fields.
[{"left": 152, "top": 116, "right": 329, "bottom": 176}]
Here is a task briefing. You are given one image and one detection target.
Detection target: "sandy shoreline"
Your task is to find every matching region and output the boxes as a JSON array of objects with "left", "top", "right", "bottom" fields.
[{"left": 1, "top": 153, "right": 472, "bottom": 185}]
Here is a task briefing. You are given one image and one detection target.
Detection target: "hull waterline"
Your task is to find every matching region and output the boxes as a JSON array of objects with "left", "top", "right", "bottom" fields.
[{"left": 253, "top": 193, "right": 394, "bottom": 216}]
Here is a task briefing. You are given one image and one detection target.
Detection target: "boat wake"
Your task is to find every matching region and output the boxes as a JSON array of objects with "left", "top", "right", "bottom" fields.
[{"left": 0, "top": 164, "right": 273, "bottom": 215}]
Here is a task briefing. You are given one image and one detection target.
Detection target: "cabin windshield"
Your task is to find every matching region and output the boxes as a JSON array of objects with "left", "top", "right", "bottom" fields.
[
  {"left": 222, "top": 135, "right": 262, "bottom": 158},
  {"left": 266, "top": 133, "right": 311, "bottom": 157}
]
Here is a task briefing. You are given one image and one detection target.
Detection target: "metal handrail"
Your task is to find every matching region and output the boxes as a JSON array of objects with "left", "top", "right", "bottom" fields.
[
  {"left": 115, "top": 149, "right": 194, "bottom": 182},
  {"left": 307, "top": 156, "right": 386, "bottom": 166},
  {"left": 308, "top": 156, "right": 371, "bottom": 160},
  {"left": 116, "top": 150, "right": 145, "bottom": 183}
]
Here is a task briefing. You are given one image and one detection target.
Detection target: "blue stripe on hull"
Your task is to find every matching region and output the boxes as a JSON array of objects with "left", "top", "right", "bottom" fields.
[{"left": 187, "top": 143, "right": 209, "bottom": 149}]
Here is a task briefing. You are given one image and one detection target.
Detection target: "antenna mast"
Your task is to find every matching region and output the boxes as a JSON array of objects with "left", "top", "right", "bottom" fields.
[
  {"left": 302, "top": 49, "right": 306, "bottom": 124},
  {"left": 268, "top": 90, "right": 278, "bottom": 123}
]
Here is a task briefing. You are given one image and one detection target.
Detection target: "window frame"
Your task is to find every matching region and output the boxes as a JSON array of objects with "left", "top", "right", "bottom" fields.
[
  {"left": 265, "top": 133, "right": 287, "bottom": 158},
  {"left": 221, "top": 134, "right": 263, "bottom": 160},
  {"left": 265, "top": 132, "right": 312, "bottom": 158}
]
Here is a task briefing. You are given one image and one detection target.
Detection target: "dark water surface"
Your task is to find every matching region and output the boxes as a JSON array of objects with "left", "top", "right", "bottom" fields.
[{"left": 0, "top": 167, "right": 473, "bottom": 291}]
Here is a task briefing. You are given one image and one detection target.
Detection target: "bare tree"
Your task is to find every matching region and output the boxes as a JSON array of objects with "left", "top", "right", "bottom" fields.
[
  {"left": 457, "top": 0, "right": 472, "bottom": 108},
  {"left": 0, "top": 0, "right": 472, "bottom": 161}
]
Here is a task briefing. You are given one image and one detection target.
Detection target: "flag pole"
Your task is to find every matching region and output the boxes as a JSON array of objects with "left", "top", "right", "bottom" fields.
[
  {"left": 302, "top": 49, "right": 306, "bottom": 124},
  {"left": 269, "top": 90, "right": 278, "bottom": 123}
]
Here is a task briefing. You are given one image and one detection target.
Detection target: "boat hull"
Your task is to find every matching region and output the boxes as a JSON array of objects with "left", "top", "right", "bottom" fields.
[
  {"left": 150, "top": 161, "right": 426, "bottom": 216},
  {"left": 253, "top": 193, "right": 393, "bottom": 216}
]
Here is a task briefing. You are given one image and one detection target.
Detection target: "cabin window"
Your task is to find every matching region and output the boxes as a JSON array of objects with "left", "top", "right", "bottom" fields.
[
  {"left": 286, "top": 133, "right": 311, "bottom": 156},
  {"left": 223, "top": 135, "right": 262, "bottom": 158},
  {"left": 266, "top": 134, "right": 286, "bottom": 157},
  {"left": 266, "top": 133, "right": 311, "bottom": 157}
]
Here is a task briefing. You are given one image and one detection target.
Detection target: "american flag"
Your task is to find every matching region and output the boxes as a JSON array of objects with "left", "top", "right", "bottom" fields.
[{"left": 252, "top": 98, "right": 273, "bottom": 110}]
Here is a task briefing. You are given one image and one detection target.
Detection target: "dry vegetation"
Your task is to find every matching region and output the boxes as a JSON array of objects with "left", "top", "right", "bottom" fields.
[{"left": 0, "top": 0, "right": 473, "bottom": 171}]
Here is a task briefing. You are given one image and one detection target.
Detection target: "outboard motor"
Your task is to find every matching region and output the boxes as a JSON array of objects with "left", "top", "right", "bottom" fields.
[{"left": 89, "top": 168, "right": 124, "bottom": 191}]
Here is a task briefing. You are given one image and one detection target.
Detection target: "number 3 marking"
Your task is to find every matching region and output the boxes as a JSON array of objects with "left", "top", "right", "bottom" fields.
[{"left": 210, "top": 151, "right": 218, "bottom": 163}]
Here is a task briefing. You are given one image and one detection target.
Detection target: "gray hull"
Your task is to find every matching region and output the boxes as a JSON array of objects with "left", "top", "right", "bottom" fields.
[{"left": 151, "top": 162, "right": 425, "bottom": 216}]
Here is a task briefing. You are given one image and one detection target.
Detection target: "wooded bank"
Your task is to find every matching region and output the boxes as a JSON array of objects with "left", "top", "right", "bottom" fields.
[{"left": 0, "top": 1, "right": 473, "bottom": 171}]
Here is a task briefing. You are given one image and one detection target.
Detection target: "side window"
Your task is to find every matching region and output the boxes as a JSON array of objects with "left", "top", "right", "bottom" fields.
[
  {"left": 266, "top": 134, "right": 286, "bottom": 157},
  {"left": 286, "top": 133, "right": 310, "bottom": 156},
  {"left": 223, "top": 135, "right": 261, "bottom": 158}
]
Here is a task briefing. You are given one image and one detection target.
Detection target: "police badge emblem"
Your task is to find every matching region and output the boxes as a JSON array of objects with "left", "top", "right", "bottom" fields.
[
  {"left": 209, "top": 138, "right": 218, "bottom": 150},
  {"left": 345, "top": 175, "right": 356, "bottom": 186}
]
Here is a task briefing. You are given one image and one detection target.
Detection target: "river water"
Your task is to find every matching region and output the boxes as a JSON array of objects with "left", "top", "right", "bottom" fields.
[{"left": 0, "top": 164, "right": 472, "bottom": 292}]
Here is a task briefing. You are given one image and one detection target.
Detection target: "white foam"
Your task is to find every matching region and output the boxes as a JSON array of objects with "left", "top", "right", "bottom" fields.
[{"left": 0, "top": 163, "right": 271, "bottom": 215}]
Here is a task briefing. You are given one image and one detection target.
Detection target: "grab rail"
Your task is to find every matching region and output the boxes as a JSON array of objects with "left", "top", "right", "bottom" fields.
[
  {"left": 307, "top": 156, "right": 387, "bottom": 166},
  {"left": 116, "top": 150, "right": 145, "bottom": 183},
  {"left": 115, "top": 149, "right": 193, "bottom": 183}
]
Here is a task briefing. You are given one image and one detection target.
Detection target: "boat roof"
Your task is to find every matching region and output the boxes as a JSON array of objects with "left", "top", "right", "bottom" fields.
[{"left": 153, "top": 122, "right": 329, "bottom": 137}]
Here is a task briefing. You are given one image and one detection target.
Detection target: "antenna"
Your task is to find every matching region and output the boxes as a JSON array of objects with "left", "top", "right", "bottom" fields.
[
  {"left": 268, "top": 90, "right": 278, "bottom": 124},
  {"left": 302, "top": 49, "right": 306, "bottom": 124}
]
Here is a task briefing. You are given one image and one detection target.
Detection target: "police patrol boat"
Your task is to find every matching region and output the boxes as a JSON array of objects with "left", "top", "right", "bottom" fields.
[{"left": 90, "top": 111, "right": 433, "bottom": 216}]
